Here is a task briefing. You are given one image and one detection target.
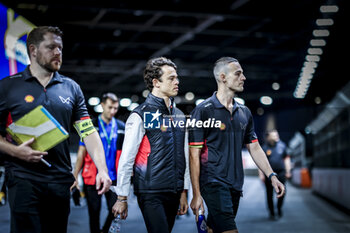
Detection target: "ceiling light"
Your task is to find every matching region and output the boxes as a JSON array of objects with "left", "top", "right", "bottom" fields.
[
  {"left": 303, "top": 61, "right": 318, "bottom": 69},
  {"left": 174, "top": 96, "right": 182, "bottom": 104},
  {"left": 315, "top": 97, "right": 322, "bottom": 104},
  {"left": 88, "top": 97, "right": 100, "bottom": 106},
  {"left": 131, "top": 95, "right": 139, "bottom": 102},
  {"left": 306, "top": 55, "right": 320, "bottom": 62},
  {"left": 260, "top": 96, "right": 273, "bottom": 105},
  {"left": 257, "top": 108, "right": 264, "bottom": 116},
  {"left": 308, "top": 48, "right": 323, "bottom": 55},
  {"left": 272, "top": 82, "right": 280, "bottom": 90},
  {"left": 310, "top": 39, "right": 326, "bottom": 47},
  {"left": 185, "top": 92, "right": 195, "bottom": 101},
  {"left": 94, "top": 104, "right": 103, "bottom": 113},
  {"left": 142, "top": 90, "right": 150, "bottom": 98},
  {"left": 313, "top": 29, "right": 330, "bottom": 37},
  {"left": 316, "top": 18, "right": 334, "bottom": 26},
  {"left": 320, "top": 5, "right": 339, "bottom": 13},
  {"left": 120, "top": 98, "right": 132, "bottom": 107}
]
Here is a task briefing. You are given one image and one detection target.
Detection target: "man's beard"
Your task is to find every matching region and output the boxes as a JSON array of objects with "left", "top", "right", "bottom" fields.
[{"left": 37, "top": 52, "right": 61, "bottom": 72}]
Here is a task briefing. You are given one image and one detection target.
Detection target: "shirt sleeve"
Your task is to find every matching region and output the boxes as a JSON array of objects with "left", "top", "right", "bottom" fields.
[
  {"left": 244, "top": 107, "right": 258, "bottom": 144},
  {"left": 188, "top": 107, "right": 205, "bottom": 148},
  {"left": 116, "top": 113, "right": 145, "bottom": 196},
  {"left": 72, "top": 82, "right": 89, "bottom": 122}
]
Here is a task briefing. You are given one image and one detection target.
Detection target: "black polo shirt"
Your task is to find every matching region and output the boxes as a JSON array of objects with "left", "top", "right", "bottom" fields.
[
  {"left": 0, "top": 66, "right": 89, "bottom": 183},
  {"left": 189, "top": 92, "right": 257, "bottom": 191},
  {"left": 262, "top": 140, "right": 288, "bottom": 171}
]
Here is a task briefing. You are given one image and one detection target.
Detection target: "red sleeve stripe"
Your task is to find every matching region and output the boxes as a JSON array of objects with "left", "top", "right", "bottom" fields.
[
  {"left": 80, "top": 116, "right": 91, "bottom": 120},
  {"left": 251, "top": 139, "right": 258, "bottom": 143},
  {"left": 6, "top": 112, "right": 13, "bottom": 127},
  {"left": 189, "top": 142, "right": 204, "bottom": 146}
]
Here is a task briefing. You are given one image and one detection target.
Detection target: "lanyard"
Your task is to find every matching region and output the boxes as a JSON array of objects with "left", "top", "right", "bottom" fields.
[{"left": 98, "top": 115, "right": 116, "bottom": 155}]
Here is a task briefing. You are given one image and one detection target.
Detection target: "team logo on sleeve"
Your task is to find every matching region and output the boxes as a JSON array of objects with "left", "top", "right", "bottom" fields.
[{"left": 24, "top": 95, "right": 34, "bottom": 103}]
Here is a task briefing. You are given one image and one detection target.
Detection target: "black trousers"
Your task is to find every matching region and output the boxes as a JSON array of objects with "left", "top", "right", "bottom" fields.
[
  {"left": 6, "top": 175, "right": 71, "bottom": 233},
  {"left": 136, "top": 192, "right": 181, "bottom": 233},
  {"left": 264, "top": 170, "right": 286, "bottom": 216},
  {"left": 84, "top": 184, "right": 118, "bottom": 233}
]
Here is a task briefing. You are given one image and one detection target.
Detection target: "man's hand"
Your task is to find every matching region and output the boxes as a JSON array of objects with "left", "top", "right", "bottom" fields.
[
  {"left": 178, "top": 191, "right": 189, "bottom": 215},
  {"left": 190, "top": 194, "right": 204, "bottom": 221},
  {"left": 70, "top": 179, "right": 80, "bottom": 192},
  {"left": 95, "top": 170, "right": 112, "bottom": 195},
  {"left": 15, "top": 138, "right": 48, "bottom": 162},
  {"left": 271, "top": 176, "right": 285, "bottom": 198},
  {"left": 112, "top": 199, "right": 128, "bottom": 219}
]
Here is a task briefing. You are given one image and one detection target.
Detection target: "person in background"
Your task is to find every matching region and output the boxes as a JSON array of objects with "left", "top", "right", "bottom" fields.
[
  {"left": 72, "top": 92, "right": 125, "bottom": 233},
  {"left": 259, "top": 129, "right": 291, "bottom": 220}
]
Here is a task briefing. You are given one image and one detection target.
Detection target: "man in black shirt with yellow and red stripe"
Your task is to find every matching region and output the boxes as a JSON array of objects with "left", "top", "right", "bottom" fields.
[
  {"left": 189, "top": 57, "right": 285, "bottom": 233},
  {"left": 0, "top": 26, "right": 111, "bottom": 233}
]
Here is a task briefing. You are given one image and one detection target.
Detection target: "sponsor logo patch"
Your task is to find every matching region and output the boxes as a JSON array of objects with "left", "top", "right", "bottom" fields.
[{"left": 24, "top": 95, "right": 34, "bottom": 103}]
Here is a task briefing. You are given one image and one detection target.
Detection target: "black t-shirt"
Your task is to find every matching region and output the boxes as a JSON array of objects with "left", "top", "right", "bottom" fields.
[
  {"left": 262, "top": 140, "right": 288, "bottom": 171},
  {"left": 189, "top": 92, "right": 257, "bottom": 191},
  {"left": 0, "top": 66, "right": 89, "bottom": 183}
]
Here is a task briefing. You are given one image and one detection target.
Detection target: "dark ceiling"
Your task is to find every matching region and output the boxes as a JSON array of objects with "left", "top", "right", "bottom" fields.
[{"left": 2, "top": 0, "right": 348, "bottom": 141}]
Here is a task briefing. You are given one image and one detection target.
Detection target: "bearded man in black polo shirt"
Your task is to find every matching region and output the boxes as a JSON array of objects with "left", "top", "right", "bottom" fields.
[
  {"left": 0, "top": 26, "right": 111, "bottom": 233},
  {"left": 189, "top": 57, "right": 285, "bottom": 233}
]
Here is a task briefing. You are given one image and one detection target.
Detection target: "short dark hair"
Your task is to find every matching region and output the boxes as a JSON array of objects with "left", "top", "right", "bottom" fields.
[
  {"left": 213, "top": 57, "right": 239, "bottom": 80},
  {"left": 143, "top": 57, "right": 177, "bottom": 91},
  {"left": 101, "top": 92, "right": 118, "bottom": 103},
  {"left": 26, "top": 26, "right": 63, "bottom": 58}
]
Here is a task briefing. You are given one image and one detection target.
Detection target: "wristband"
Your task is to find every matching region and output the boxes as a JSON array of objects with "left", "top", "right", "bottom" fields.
[{"left": 268, "top": 172, "right": 278, "bottom": 181}]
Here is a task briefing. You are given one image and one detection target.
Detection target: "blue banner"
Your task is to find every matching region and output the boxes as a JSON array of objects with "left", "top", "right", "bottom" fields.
[{"left": 0, "top": 3, "right": 35, "bottom": 79}]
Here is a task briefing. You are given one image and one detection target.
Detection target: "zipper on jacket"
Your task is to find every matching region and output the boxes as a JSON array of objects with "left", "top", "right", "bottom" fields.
[{"left": 169, "top": 105, "right": 178, "bottom": 193}]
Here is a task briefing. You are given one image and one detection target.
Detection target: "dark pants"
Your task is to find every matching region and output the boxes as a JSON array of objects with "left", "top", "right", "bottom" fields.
[
  {"left": 264, "top": 170, "right": 286, "bottom": 216},
  {"left": 84, "top": 184, "right": 118, "bottom": 233},
  {"left": 201, "top": 182, "right": 241, "bottom": 233},
  {"left": 6, "top": 175, "right": 71, "bottom": 233},
  {"left": 136, "top": 192, "right": 181, "bottom": 233}
]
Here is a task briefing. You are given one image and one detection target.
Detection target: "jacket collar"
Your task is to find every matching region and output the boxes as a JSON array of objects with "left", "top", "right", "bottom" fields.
[{"left": 146, "top": 93, "right": 175, "bottom": 112}]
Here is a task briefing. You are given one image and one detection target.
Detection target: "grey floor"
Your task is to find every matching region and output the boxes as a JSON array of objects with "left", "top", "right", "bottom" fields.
[{"left": 1, "top": 176, "right": 350, "bottom": 233}]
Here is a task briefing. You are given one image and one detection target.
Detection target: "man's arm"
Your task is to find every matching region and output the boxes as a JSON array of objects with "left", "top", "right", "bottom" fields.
[
  {"left": 112, "top": 113, "right": 145, "bottom": 219},
  {"left": 246, "top": 142, "right": 285, "bottom": 198},
  {"left": 83, "top": 131, "right": 111, "bottom": 195},
  {"left": 0, "top": 137, "right": 47, "bottom": 163},
  {"left": 178, "top": 131, "right": 190, "bottom": 215},
  {"left": 189, "top": 147, "right": 205, "bottom": 221},
  {"left": 284, "top": 156, "right": 292, "bottom": 179},
  {"left": 70, "top": 145, "right": 87, "bottom": 191}
]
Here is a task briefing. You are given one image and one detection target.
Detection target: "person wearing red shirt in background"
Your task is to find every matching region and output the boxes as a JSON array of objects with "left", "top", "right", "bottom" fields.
[{"left": 72, "top": 93, "right": 125, "bottom": 233}]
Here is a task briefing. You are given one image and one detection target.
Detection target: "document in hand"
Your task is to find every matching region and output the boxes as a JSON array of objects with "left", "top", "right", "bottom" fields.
[{"left": 6, "top": 105, "right": 69, "bottom": 151}]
